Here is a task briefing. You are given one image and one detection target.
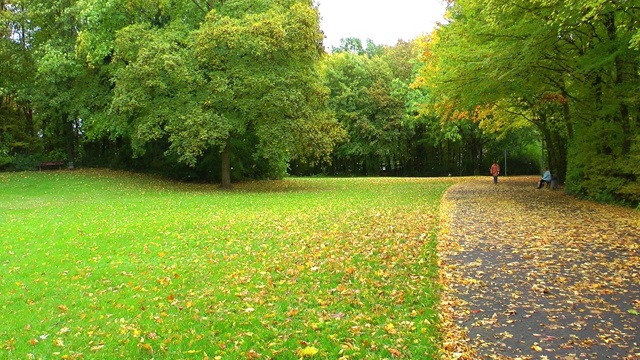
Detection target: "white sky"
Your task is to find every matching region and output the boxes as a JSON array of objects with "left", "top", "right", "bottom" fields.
[{"left": 317, "top": 0, "right": 448, "bottom": 49}]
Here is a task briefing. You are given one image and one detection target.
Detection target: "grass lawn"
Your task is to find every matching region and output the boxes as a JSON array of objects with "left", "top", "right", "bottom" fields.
[{"left": 0, "top": 170, "right": 452, "bottom": 359}]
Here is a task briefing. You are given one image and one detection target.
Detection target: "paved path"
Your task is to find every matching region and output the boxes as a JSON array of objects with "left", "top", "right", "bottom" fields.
[{"left": 438, "top": 177, "right": 640, "bottom": 360}]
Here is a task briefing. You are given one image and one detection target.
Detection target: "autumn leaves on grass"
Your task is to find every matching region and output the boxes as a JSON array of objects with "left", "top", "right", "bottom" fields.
[{"left": 0, "top": 172, "right": 453, "bottom": 359}]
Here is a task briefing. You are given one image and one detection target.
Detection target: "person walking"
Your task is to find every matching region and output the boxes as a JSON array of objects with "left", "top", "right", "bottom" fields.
[{"left": 490, "top": 160, "right": 501, "bottom": 184}]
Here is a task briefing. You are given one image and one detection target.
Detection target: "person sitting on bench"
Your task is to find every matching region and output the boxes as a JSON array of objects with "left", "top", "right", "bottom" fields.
[{"left": 537, "top": 167, "right": 552, "bottom": 189}]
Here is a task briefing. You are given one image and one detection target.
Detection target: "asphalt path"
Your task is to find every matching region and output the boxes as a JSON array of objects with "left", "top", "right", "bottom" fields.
[{"left": 438, "top": 177, "right": 640, "bottom": 360}]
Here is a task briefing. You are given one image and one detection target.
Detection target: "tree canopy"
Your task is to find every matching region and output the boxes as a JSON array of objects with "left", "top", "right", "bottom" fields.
[
  {"left": 1, "top": 0, "right": 638, "bottom": 204},
  {"left": 1, "top": 0, "right": 345, "bottom": 187},
  {"left": 414, "top": 0, "right": 640, "bottom": 204}
]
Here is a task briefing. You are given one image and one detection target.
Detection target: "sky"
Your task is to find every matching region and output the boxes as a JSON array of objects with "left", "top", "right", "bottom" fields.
[{"left": 316, "top": 0, "right": 448, "bottom": 49}]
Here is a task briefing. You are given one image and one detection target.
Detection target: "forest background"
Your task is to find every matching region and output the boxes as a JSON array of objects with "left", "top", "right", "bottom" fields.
[{"left": 1, "top": 0, "right": 638, "bottom": 206}]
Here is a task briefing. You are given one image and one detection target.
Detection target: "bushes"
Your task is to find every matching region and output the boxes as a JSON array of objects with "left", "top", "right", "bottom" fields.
[{"left": 566, "top": 123, "right": 639, "bottom": 207}]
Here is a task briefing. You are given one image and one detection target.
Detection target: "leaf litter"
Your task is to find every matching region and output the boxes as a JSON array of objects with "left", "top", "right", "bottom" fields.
[
  {"left": 438, "top": 177, "right": 640, "bottom": 359},
  {"left": 1, "top": 174, "right": 453, "bottom": 359}
]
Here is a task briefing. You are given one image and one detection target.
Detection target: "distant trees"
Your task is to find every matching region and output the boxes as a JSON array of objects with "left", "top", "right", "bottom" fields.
[
  {"left": 320, "top": 43, "right": 411, "bottom": 175},
  {"left": 316, "top": 37, "right": 540, "bottom": 177}
]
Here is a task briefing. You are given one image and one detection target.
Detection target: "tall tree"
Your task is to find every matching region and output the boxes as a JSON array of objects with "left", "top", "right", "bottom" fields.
[
  {"left": 0, "top": 1, "right": 40, "bottom": 168},
  {"left": 418, "top": 0, "right": 566, "bottom": 172},
  {"left": 549, "top": 0, "right": 640, "bottom": 202},
  {"left": 321, "top": 48, "right": 414, "bottom": 175},
  {"left": 419, "top": 0, "right": 639, "bottom": 202},
  {"left": 103, "top": 0, "right": 343, "bottom": 187}
]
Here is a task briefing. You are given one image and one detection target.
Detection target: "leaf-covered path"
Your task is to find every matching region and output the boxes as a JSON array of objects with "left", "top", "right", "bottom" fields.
[{"left": 438, "top": 177, "right": 640, "bottom": 360}]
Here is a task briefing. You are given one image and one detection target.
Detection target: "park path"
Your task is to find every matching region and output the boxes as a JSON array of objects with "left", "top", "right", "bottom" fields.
[{"left": 437, "top": 177, "right": 640, "bottom": 360}]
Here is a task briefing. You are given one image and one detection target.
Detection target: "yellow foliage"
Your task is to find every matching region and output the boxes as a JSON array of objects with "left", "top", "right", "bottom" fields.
[{"left": 298, "top": 346, "right": 319, "bottom": 357}]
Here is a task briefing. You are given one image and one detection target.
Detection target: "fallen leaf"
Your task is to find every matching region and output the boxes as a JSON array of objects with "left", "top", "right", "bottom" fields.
[{"left": 298, "top": 346, "right": 319, "bottom": 357}]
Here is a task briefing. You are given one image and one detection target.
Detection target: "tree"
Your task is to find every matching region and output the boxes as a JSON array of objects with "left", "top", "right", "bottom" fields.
[
  {"left": 417, "top": 0, "right": 640, "bottom": 203},
  {"left": 1, "top": 1, "right": 40, "bottom": 168},
  {"left": 193, "top": 0, "right": 344, "bottom": 186},
  {"left": 331, "top": 37, "right": 383, "bottom": 57},
  {"left": 78, "top": 0, "right": 344, "bottom": 187},
  {"left": 76, "top": 0, "right": 202, "bottom": 170},
  {"left": 321, "top": 47, "right": 414, "bottom": 175},
  {"left": 549, "top": 0, "right": 640, "bottom": 203}
]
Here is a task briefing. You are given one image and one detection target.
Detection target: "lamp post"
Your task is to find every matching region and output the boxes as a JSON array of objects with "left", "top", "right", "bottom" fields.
[{"left": 504, "top": 149, "right": 508, "bottom": 177}]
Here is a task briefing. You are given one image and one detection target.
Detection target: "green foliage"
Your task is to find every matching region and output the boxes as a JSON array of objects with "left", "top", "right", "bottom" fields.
[
  {"left": 2, "top": 0, "right": 344, "bottom": 185},
  {"left": 110, "top": 22, "right": 223, "bottom": 164},
  {"left": 4, "top": 0, "right": 636, "bottom": 202},
  {"left": 0, "top": 144, "right": 13, "bottom": 168},
  {"left": 6, "top": 153, "right": 40, "bottom": 171},
  {"left": 416, "top": 0, "right": 640, "bottom": 203},
  {"left": 0, "top": 98, "right": 42, "bottom": 169},
  {"left": 321, "top": 47, "right": 415, "bottom": 175},
  {"left": 331, "top": 37, "right": 383, "bottom": 57},
  {"left": 94, "top": 0, "right": 343, "bottom": 184},
  {"left": 567, "top": 121, "right": 640, "bottom": 205}
]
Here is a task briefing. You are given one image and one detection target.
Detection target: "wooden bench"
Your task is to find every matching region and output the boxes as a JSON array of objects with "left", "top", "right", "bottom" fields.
[
  {"left": 544, "top": 176, "right": 559, "bottom": 190},
  {"left": 38, "top": 161, "right": 64, "bottom": 170}
]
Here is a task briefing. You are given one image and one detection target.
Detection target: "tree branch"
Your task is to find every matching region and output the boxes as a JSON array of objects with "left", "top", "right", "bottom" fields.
[{"left": 190, "top": 0, "right": 207, "bottom": 15}]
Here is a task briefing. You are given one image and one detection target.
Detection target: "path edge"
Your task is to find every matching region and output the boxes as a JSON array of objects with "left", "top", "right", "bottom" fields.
[{"left": 437, "top": 182, "right": 476, "bottom": 360}]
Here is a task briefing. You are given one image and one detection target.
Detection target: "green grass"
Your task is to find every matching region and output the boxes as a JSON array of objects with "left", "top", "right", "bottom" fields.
[{"left": 0, "top": 170, "right": 452, "bottom": 359}]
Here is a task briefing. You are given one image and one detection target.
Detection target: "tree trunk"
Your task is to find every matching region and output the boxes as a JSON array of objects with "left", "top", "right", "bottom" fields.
[
  {"left": 614, "top": 53, "right": 634, "bottom": 155},
  {"left": 538, "top": 111, "right": 568, "bottom": 183},
  {"left": 606, "top": 11, "right": 633, "bottom": 155},
  {"left": 66, "top": 118, "right": 76, "bottom": 169},
  {"left": 24, "top": 104, "right": 35, "bottom": 138},
  {"left": 220, "top": 136, "right": 232, "bottom": 189},
  {"left": 560, "top": 86, "right": 573, "bottom": 140}
]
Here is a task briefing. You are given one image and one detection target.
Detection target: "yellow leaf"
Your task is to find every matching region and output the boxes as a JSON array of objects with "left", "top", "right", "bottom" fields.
[
  {"left": 4, "top": 338, "right": 15, "bottom": 351},
  {"left": 298, "top": 346, "right": 319, "bottom": 357},
  {"left": 384, "top": 323, "right": 397, "bottom": 334}
]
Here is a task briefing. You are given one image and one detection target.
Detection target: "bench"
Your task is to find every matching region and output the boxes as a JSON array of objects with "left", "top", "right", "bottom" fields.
[
  {"left": 544, "top": 176, "right": 558, "bottom": 190},
  {"left": 38, "top": 161, "right": 64, "bottom": 170}
]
